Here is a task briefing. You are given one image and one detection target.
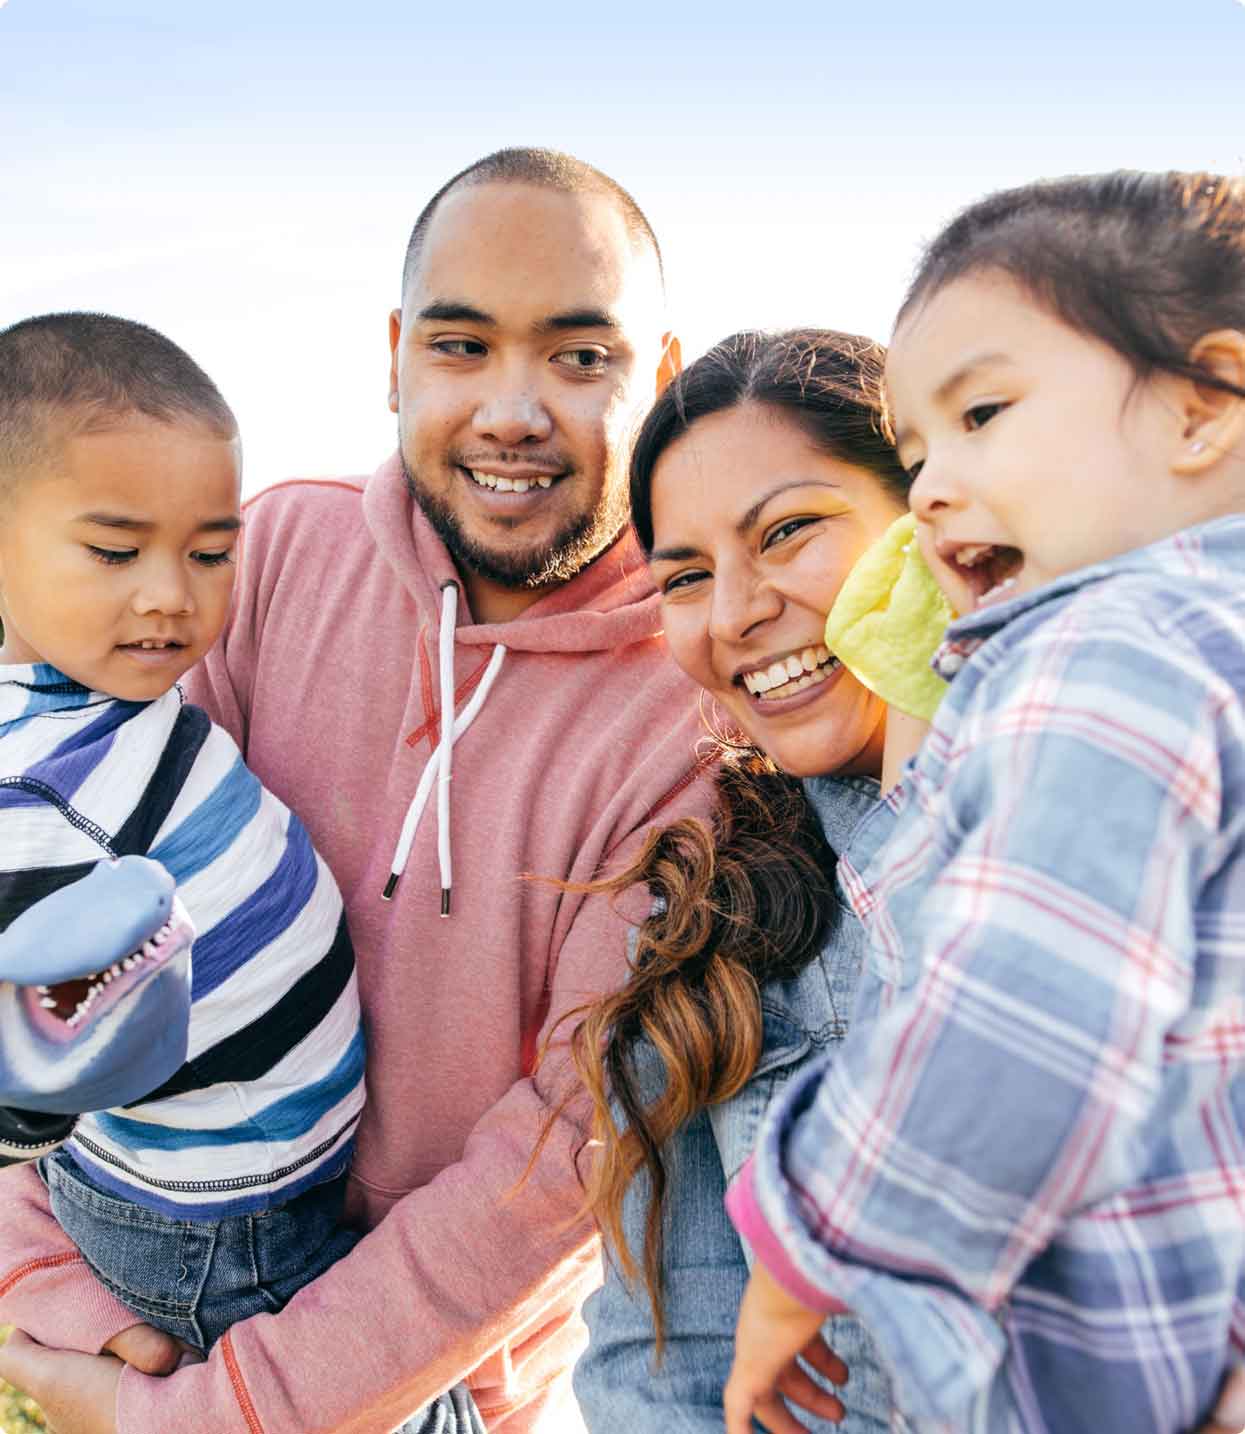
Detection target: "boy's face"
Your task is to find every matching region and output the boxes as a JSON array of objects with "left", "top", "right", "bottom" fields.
[
  {"left": 0, "top": 415, "right": 242, "bottom": 700},
  {"left": 887, "top": 271, "right": 1195, "bottom": 614}
]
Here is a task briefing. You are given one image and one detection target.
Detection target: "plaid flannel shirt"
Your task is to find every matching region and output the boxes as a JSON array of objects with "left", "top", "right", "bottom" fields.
[{"left": 737, "top": 518, "right": 1245, "bottom": 1432}]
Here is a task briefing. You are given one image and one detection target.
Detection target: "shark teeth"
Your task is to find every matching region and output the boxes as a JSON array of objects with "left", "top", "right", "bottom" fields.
[{"left": 61, "top": 921, "right": 176, "bottom": 1028}]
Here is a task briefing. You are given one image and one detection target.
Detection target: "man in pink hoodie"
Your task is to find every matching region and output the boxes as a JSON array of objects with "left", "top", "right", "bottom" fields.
[{"left": 0, "top": 148, "right": 712, "bottom": 1433}]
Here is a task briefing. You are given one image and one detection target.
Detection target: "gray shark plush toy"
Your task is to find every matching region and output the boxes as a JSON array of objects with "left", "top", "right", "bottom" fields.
[{"left": 0, "top": 856, "right": 193, "bottom": 1163}]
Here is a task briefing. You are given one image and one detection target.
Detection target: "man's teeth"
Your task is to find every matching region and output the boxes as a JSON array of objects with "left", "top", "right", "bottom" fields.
[
  {"left": 59, "top": 921, "right": 176, "bottom": 1028},
  {"left": 466, "top": 469, "right": 555, "bottom": 493},
  {"left": 742, "top": 645, "right": 838, "bottom": 698}
]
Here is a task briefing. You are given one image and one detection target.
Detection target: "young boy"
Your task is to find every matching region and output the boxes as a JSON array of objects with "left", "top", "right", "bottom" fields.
[
  {"left": 724, "top": 172, "right": 1245, "bottom": 1433},
  {"left": 0, "top": 311, "right": 365, "bottom": 1353}
]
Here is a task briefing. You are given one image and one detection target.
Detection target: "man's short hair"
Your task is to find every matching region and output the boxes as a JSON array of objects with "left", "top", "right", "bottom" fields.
[
  {"left": 0, "top": 312, "right": 237, "bottom": 497},
  {"left": 401, "top": 147, "right": 664, "bottom": 300}
]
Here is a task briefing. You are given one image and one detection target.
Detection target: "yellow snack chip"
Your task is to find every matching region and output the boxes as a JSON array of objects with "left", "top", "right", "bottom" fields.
[{"left": 824, "top": 513, "right": 955, "bottom": 720}]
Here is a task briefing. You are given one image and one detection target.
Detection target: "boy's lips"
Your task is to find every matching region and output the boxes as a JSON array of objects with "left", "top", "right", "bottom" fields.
[{"left": 117, "top": 638, "right": 189, "bottom": 667}]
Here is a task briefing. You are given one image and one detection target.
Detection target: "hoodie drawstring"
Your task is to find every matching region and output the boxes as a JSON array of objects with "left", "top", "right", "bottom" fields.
[{"left": 382, "top": 583, "right": 506, "bottom": 911}]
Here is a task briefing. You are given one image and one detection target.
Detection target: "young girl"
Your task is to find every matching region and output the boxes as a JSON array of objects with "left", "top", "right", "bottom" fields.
[{"left": 725, "top": 171, "right": 1245, "bottom": 1433}]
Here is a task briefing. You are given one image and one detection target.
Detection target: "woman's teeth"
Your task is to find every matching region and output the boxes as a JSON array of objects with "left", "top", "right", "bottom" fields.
[
  {"left": 466, "top": 469, "right": 555, "bottom": 493},
  {"left": 743, "top": 645, "right": 838, "bottom": 699}
]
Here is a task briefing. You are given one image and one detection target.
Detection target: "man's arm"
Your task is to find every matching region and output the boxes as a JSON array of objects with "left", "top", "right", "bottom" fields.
[{"left": 0, "top": 1162, "right": 142, "bottom": 1355}]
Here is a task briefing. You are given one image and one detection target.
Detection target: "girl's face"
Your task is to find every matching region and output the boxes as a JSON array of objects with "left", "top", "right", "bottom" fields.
[
  {"left": 648, "top": 402, "right": 903, "bottom": 778},
  {"left": 888, "top": 271, "right": 1200, "bottom": 614}
]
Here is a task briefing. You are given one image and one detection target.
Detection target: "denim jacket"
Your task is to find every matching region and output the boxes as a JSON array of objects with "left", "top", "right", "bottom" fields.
[{"left": 574, "top": 774, "right": 892, "bottom": 1432}]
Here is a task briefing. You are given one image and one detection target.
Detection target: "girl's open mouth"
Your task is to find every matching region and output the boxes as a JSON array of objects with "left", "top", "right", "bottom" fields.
[{"left": 945, "top": 542, "right": 1024, "bottom": 605}]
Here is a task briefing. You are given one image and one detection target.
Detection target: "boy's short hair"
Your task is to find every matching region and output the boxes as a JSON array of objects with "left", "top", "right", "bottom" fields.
[{"left": 0, "top": 312, "right": 238, "bottom": 502}]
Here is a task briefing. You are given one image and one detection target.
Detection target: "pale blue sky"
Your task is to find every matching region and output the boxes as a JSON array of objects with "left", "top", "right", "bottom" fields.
[{"left": 2, "top": 0, "right": 1243, "bottom": 491}]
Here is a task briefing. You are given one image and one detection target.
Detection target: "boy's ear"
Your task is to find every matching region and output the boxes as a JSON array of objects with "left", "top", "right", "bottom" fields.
[
  {"left": 1172, "top": 328, "right": 1245, "bottom": 475},
  {"left": 655, "top": 332, "right": 682, "bottom": 397},
  {"left": 387, "top": 309, "right": 403, "bottom": 415}
]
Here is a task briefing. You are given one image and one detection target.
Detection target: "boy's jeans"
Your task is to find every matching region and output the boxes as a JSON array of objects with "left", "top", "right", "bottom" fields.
[{"left": 42, "top": 1148, "right": 485, "bottom": 1434}]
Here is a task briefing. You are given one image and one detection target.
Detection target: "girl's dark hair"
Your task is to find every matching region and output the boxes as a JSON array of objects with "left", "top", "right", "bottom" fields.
[
  {"left": 558, "top": 329, "right": 907, "bottom": 1354},
  {"left": 900, "top": 170, "right": 1245, "bottom": 402}
]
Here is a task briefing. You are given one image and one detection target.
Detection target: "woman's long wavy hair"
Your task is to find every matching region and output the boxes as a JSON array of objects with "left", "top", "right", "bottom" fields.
[{"left": 560, "top": 330, "right": 910, "bottom": 1354}]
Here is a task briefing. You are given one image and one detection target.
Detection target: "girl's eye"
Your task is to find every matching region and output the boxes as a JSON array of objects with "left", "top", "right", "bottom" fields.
[
  {"left": 965, "top": 401, "right": 1005, "bottom": 430},
  {"left": 433, "top": 338, "right": 487, "bottom": 358},
  {"left": 763, "top": 517, "right": 816, "bottom": 550},
  {"left": 906, "top": 459, "right": 925, "bottom": 481},
  {"left": 193, "top": 549, "right": 236, "bottom": 568},
  {"left": 87, "top": 546, "right": 137, "bottom": 566},
  {"left": 552, "top": 348, "right": 608, "bottom": 374}
]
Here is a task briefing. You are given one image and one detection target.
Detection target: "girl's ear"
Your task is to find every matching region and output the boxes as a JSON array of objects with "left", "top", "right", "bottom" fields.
[{"left": 1172, "top": 329, "right": 1245, "bottom": 475}]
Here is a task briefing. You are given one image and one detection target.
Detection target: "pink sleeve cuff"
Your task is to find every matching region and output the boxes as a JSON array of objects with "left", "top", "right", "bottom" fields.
[{"left": 725, "top": 1156, "right": 849, "bottom": 1317}]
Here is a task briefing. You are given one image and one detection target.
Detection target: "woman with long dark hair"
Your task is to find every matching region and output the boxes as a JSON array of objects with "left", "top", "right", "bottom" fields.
[{"left": 565, "top": 327, "right": 911, "bottom": 1431}]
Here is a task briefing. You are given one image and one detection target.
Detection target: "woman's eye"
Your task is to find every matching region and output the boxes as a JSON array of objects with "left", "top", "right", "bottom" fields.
[
  {"left": 763, "top": 517, "right": 816, "bottom": 549},
  {"left": 552, "top": 348, "right": 608, "bottom": 374},
  {"left": 87, "top": 546, "right": 137, "bottom": 566},
  {"left": 662, "top": 569, "right": 707, "bottom": 594},
  {"left": 432, "top": 338, "right": 487, "bottom": 358},
  {"left": 193, "top": 549, "right": 236, "bottom": 568},
  {"left": 965, "top": 401, "right": 1005, "bottom": 430}
]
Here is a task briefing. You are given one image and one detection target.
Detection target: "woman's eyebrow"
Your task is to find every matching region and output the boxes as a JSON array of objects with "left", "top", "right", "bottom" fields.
[
  {"left": 735, "top": 480, "right": 843, "bottom": 533},
  {"left": 649, "top": 543, "right": 702, "bottom": 564}
]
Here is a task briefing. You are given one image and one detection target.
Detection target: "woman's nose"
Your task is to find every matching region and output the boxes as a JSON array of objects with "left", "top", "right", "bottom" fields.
[{"left": 708, "top": 563, "right": 781, "bottom": 644}]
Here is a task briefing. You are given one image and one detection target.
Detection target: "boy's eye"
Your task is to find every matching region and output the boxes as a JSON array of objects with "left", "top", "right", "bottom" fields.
[
  {"left": 87, "top": 546, "right": 138, "bottom": 566},
  {"left": 552, "top": 348, "right": 608, "bottom": 374},
  {"left": 193, "top": 549, "right": 236, "bottom": 568},
  {"left": 965, "top": 401, "right": 1005, "bottom": 430}
]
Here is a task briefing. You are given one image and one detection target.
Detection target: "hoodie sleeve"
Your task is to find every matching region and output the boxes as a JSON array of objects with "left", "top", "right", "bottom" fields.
[
  {"left": 0, "top": 1161, "right": 142, "bottom": 1354},
  {"left": 113, "top": 773, "right": 719, "bottom": 1434}
]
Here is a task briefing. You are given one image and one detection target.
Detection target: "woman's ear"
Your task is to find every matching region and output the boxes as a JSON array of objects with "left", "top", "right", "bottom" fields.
[{"left": 1172, "top": 329, "right": 1245, "bottom": 475}]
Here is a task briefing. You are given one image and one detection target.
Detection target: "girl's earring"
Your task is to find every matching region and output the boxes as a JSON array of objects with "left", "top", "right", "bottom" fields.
[{"left": 1190, "top": 440, "right": 1208, "bottom": 455}]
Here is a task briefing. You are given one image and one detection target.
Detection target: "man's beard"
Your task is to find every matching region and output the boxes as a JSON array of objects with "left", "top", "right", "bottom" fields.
[{"left": 401, "top": 454, "right": 630, "bottom": 592}]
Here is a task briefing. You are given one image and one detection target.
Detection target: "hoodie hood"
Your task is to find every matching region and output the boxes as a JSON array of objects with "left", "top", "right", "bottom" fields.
[{"left": 362, "top": 451, "right": 663, "bottom": 653}]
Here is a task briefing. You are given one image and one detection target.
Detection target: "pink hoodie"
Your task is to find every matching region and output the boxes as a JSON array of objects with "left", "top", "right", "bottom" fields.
[{"left": 0, "top": 453, "right": 715, "bottom": 1432}]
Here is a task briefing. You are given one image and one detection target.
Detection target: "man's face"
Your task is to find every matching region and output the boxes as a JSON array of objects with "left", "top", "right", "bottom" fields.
[{"left": 389, "top": 181, "right": 671, "bottom": 615}]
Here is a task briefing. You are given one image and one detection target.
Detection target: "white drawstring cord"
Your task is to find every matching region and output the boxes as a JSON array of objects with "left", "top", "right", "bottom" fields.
[
  {"left": 382, "top": 613, "right": 506, "bottom": 906},
  {"left": 436, "top": 582, "right": 457, "bottom": 916}
]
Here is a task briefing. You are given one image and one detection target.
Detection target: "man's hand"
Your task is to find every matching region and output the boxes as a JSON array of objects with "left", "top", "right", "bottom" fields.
[
  {"left": 724, "top": 1263, "right": 835, "bottom": 1434},
  {"left": 0, "top": 1328, "right": 120, "bottom": 1434}
]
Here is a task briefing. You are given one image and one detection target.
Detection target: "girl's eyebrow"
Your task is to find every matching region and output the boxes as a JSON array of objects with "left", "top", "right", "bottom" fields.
[
  {"left": 649, "top": 480, "right": 845, "bottom": 564},
  {"left": 892, "top": 350, "right": 1015, "bottom": 450}
]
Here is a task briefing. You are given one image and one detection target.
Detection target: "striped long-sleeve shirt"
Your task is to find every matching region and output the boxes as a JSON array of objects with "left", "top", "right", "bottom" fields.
[
  {"left": 0, "top": 663, "right": 365, "bottom": 1219},
  {"left": 734, "top": 518, "right": 1245, "bottom": 1432}
]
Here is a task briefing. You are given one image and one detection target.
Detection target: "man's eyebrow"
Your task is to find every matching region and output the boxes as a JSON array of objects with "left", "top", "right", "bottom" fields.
[
  {"left": 534, "top": 308, "right": 622, "bottom": 334},
  {"left": 892, "top": 350, "right": 1014, "bottom": 451},
  {"left": 75, "top": 513, "right": 242, "bottom": 533},
  {"left": 414, "top": 301, "right": 496, "bottom": 326},
  {"left": 649, "top": 481, "right": 845, "bottom": 564}
]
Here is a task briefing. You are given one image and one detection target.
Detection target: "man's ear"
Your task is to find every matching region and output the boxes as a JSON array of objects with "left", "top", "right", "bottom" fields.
[
  {"left": 655, "top": 332, "right": 682, "bottom": 397},
  {"left": 1172, "top": 328, "right": 1245, "bottom": 475},
  {"left": 387, "top": 309, "right": 403, "bottom": 415}
]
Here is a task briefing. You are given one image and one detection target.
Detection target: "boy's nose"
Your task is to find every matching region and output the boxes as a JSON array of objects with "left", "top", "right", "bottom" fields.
[{"left": 131, "top": 565, "right": 194, "bottom": 616}]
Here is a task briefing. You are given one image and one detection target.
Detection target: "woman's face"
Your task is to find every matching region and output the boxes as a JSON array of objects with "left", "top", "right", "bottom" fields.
[{"left": 648, "top": 402, "right": 904, "bottom": 778}]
